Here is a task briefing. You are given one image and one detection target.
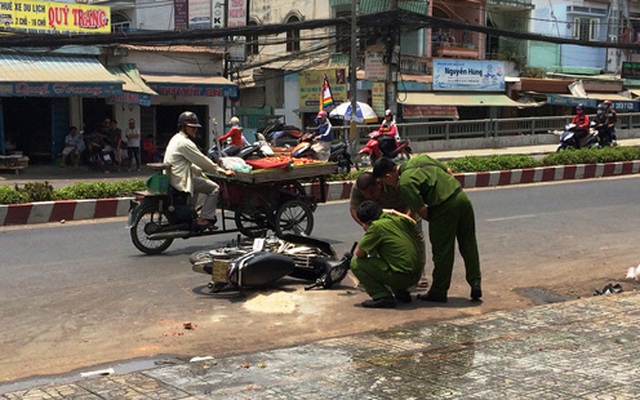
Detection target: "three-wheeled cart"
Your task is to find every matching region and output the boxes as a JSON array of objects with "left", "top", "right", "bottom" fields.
[{"left": 209, "top": 162, "right": 337, "bottom": 238}]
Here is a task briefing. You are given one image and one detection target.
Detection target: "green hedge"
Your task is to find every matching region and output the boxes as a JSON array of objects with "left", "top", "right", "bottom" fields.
[
  {"left": 2, "top": 147, "right": 639, "bottom": 205},
  {"left": 0, "top": 179, "right": 146, "bottom": 205}
]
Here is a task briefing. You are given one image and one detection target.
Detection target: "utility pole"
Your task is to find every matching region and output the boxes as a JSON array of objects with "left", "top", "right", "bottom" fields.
[
  {"left": 386, "top": 0, "right": 399, "bottom": 115},
  {"left": 349, "top": 0, "right": 359, "bottom": 146}
]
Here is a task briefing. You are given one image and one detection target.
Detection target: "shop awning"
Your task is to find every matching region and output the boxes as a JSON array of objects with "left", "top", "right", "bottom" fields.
[
  {"left": 0, "top": 53, "right": 122, "bottom": 97},
  {"left": 106, "top": 64, "right": 157, "bottom": 107},
  {"left": 141, "top": 73, "right": 238, "bottom": 98},
  {"left": 399, "top": 92, "right": 527, "bottom": 107}
]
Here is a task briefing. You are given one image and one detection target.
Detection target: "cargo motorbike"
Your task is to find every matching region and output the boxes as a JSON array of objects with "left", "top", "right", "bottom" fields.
[
  {"left": 190, "top": 233, "right": 356, "bottom": 292},
  {"left": 354, "top": 130, "right": 412, "bottom": 170}
]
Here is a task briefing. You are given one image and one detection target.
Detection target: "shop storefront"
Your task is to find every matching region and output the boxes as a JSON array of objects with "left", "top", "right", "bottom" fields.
[{"left": 0, "top": 53, "right": 123, "bottom": 163}]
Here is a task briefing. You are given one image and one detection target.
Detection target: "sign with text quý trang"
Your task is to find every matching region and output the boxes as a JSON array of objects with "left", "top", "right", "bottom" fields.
[{"left": 0, "top": 0, "right": 110, "bottom": 33}]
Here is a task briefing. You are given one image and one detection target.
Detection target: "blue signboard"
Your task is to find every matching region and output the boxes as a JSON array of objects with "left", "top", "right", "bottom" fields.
[
  {"left": 108, "top": 92, "right": 152, "bottom": 107},
  {"left": 546, "top": 94, "right": 639, "bottom": 111},
  {"left": 0, "top": 82, "right": 122, "bottom": 97}
]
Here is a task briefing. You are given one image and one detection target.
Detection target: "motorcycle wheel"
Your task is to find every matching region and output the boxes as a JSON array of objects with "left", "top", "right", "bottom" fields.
[
  {"left": 393, "top": 150, "right": 411, "bottom": 164},
  {"left": 273, "top": 199, "right": 314, "bottom": 237},
  {"left": 322, "top": 263, "right": 350, "bottom": 289},
  {"left": 354, "top": 153, "right": 373, "bottom": 170},
  {"left": 234, "top": 211, "right": 269, "bottom": 238},
  {"left": 130, "top": 205, "right": 174, "bottom": 255}
]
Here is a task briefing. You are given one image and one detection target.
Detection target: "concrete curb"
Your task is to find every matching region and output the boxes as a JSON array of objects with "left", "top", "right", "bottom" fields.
[{"left": 2, "top": 160, "right": 640, "bottom": 226}]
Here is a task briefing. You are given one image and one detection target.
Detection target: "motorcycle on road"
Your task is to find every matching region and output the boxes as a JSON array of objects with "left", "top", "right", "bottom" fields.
[
  {"left": 190, "top": 233, "right": 356, "bottom": 292},
  {"left": 354, "top": 130, "right": 412, "bottom": 170}
]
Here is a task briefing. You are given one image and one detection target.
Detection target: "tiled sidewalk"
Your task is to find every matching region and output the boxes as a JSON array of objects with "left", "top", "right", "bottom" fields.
[{"left": 4, "top": 291, "right": 638, "bottom": 399}]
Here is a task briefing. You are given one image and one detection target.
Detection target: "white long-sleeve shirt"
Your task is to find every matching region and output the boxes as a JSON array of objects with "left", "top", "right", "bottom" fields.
[{"left": 163, "top": 131, "right": 225, "bottom": 194}]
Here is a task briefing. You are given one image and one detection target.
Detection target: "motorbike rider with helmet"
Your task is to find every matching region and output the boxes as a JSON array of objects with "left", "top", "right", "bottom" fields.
[
  {"left": 163, "top": 111, "right": 235, "bottom": 229},
  {"left": 570, "top": 104, "right": 590, "bottom": 149},
  {"left": 378, "top": 109, "right": 399, "bottom": 157},
  {"left": 311, "top": 110, "right": 333, "bottom": 161},
  {"left": 595, "top": 100, "right": 617, "bottom": 146},
  {"left": 217, "top": 116, "right": 244, "bottom": 157}
]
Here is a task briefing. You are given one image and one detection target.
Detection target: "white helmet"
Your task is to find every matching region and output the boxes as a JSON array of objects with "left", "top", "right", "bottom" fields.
[{"left": 229, "top": 116, "right": 240, "bottom": 125}]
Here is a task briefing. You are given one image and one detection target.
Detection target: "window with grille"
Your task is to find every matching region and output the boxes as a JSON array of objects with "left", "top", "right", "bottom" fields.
[
  {"left": 111, "top": 13, "right": 130, "bottom": 33},
  {"left": 246, "top": 20, "right": 259, "bottom": 56},
  {"left": 573, "top": 17, "right": 599, "bottom": 41},
  {"left": 286, "top": 16, "right": 300, "bottom": 53}
]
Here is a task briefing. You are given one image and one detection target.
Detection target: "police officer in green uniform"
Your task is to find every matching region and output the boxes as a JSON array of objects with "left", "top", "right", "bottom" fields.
[
  {"left": 349, "top": 172, "right": 429, "bottom": 288},
  {"left": 351, "top": 200, "right": 423, "bottom": 308},
  {"left": 373, "top": 155, "right": 482, "bottom": 303}
]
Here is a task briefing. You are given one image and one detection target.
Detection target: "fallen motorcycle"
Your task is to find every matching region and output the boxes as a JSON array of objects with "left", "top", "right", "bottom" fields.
[{"left": 190, "top": 233, "right": 355, "bottom": 292}]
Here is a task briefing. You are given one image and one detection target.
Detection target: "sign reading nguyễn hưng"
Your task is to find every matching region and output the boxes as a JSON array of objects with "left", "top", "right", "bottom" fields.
[
  {"left": 0, "top": 0, "right": 110, "bottom": 33},
  {"left": 432, "top": 59, "right": 505, "bottom": 91}
]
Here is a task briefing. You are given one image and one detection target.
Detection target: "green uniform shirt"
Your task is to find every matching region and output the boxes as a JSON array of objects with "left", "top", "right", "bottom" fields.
[
  {"left": 398, "top": 154, "right": 461, "bottom": 211},
  {"left": 358, "top": 212, "right": 421, "bottom": 274},
  {"left": 350, "top": 181, "right": 409, "bottom": 212}
]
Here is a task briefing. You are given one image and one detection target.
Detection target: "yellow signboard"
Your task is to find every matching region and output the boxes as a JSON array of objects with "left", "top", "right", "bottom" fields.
[
  {"left": 299, "top": 69, "right": 347, "bottom": 109},
  {"left": 0, "top": 0, "right": 110, "bottom": 33}
]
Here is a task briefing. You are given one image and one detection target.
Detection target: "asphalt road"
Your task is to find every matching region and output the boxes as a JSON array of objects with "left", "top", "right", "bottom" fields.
[{"left": 2, "top": 175, "right": 640, "bottom": 384}]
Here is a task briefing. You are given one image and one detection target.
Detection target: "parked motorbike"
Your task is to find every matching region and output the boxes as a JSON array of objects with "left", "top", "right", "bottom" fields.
[
  {"left": 190, "top": 233, "right": 356, "bottom": 292},
  {"left": 85, "top": 134, "right": 114, "bottom": 172},
  {"left": 290, "top": 133, "right": 353, "bottom": 173},
  {"left": 354, "top": 130, "right": 412, "bottom": 170},
  {"left": 128, "top": 163, "right": 223, "bottom": 255},
  {"left": 208, "top": 134, "right": 274, "bottom": 163},
  {"left": 556, "top": 123, "right": 599, "bottom": 152}
]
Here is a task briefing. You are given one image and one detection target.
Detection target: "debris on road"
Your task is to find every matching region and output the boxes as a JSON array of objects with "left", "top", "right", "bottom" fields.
[
  {"left": 625, "top": 264, "right": 640, "bottom": 281},
  {"left": 593, "top": 283, "right": 623, "bottom": 296}
]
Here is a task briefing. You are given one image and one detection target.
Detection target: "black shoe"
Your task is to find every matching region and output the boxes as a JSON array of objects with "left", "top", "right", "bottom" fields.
[
  {"left": 417, "top": 292, "right": 448, "bottom": 303},
  {"left": 361, "top": 297, "right": 396, "bottom": 309},
  {"left": 394, "top": 290, "right": 412, "bottom": 304},
  {"left": 470, "top": 282, "right": 482, "bottom": 301}
]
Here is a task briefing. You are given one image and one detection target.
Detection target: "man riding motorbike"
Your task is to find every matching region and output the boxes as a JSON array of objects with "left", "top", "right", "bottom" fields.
[
  {"left": 163, "top": 111, "right": 234, "bottom": 230},
  {"left": 570, "top": 104, "right": 590, "bottom": 149},
  {"left": 217, "top": 116, "right": 244, "bottom": 157},
  {"left": 377, "top": 109, "right": 399, "bottom": 157},
  {"left": 595, "top": 100, "right": 617, "bottom": 146},
  {"left": 310, "top": 110, "right": 333, "bottom": 161}
]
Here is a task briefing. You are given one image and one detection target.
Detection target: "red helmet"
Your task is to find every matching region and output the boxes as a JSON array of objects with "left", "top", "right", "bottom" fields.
[
  {"left": 384, "top": 109, "right": 393, "bottom": 117},
  {"left": 316, "top": 110, "right": 328, "bottom": 119},
  {"left": 604, "top": 100, "right": 612, "bottom": 106}
]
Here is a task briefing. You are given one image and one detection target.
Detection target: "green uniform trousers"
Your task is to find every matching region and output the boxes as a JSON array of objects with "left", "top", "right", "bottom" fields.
[
  {"left": 428, "top": 190, "right": 481, "bottom": 296},
  {"left": 350, "top": 257, "right": 422, "bottom": 300}
]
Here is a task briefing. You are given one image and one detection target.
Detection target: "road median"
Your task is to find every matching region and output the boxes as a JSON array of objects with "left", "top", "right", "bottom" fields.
[{"left": 2, "top": 160, "right": 640, "bottom": 226}]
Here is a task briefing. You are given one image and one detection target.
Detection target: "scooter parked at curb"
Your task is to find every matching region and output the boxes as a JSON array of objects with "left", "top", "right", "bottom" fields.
[
  {"left": 190, "top": 233, "right": 356, "bottom": 293},
  {"left": 354, "top": 130, "right": 412, "bottom": 170},
  {"left": 291, "top": 133, "right": 353, "bottom": 173}
]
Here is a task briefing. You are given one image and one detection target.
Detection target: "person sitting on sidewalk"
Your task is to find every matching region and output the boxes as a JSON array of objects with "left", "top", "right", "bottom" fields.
[
  {"left": 60, "top": 126, "right": 85, "bottom": 168},
  {"left": 350, "top": 200, "right": 423, "bottom": 308}
]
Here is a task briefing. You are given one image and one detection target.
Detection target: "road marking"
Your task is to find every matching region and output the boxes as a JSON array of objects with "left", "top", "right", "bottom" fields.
[{"left": 486, "top": 214, "right": 536, "bottom": 222}]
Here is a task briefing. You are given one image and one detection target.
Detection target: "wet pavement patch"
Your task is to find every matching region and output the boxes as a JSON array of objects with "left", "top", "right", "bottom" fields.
[{"left": 515, "top": 287, "right": 576, "bottom": 305}]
